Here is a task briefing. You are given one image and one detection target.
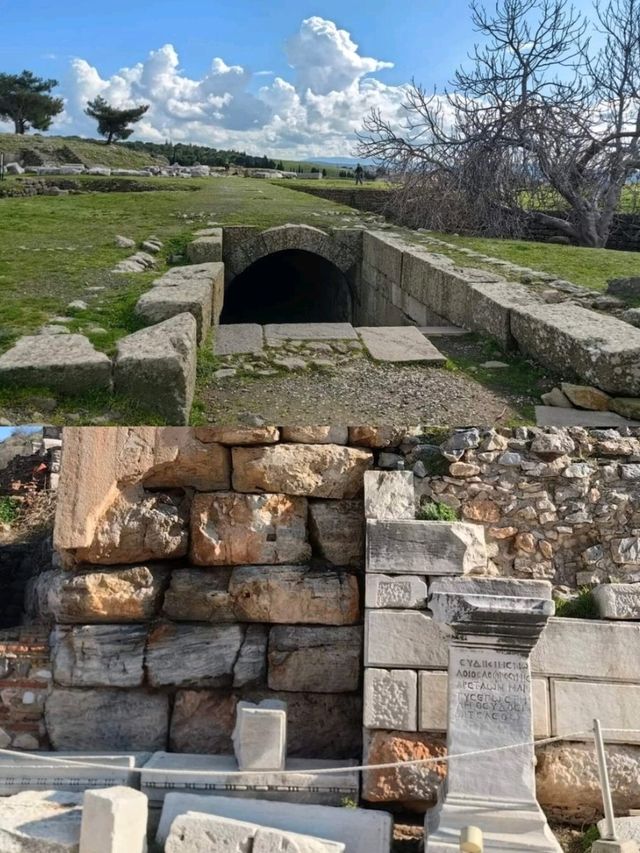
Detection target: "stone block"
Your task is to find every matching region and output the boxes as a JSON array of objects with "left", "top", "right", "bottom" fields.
[
  {"left": 0, "top": 334, "right": 112, "bottom": 396},
  {"left": 0, "top": 790, "right": 83, "bottom": 852},
  {"left": 73, "top": 486, "right": 189, "bottom": 566},
  {"left": 45, "top": 689, "right": 169, "bottom": 751},
  {"left": 157, "top": 793, "right": 393, "bottom": 853},
  {"left": 79, "top": 786, "right": 147, "bottom": 853},
  {"left": 365, "top": 574, "right": 428, "bottom": 609},
  {"left": 186, "top": 231, "right": 223, "bottom": 264},
  {"left": 364, "top": 470, "right": 415, "bottom": 521},
  {"left": 358, "top": 326, "right": 446, "bottom": 363},
  {"left": 264, "top": 323, "right": 358, "bottom": 345},
  {"left": 169, "top": 691, "right": 361, "bottom": 759},
  {"left": 536, "top": 741, "right": 640, "bottom": 823},
  {"left": 535, "top": 405, "right": 640, "bottom": 428},
  {"left": 0, "top": 754, "right": 150, "bottom": 797},
  {"left": 162, "top": 568, "right": 235, "bottom": 622},
  {"left": 511, "top": 302, "right": 640, "bottom": 395},
  {"left": 50, "top": 624, "right": 146, "bottom": 687},
  {"left": 232, "top": 699, "right": 287, "bottom": 770},
  {"left": 418, "top": 671, "right": 551, "bottom": 737},
  {"left": 233, "top": 625, "right": 269, "bottom": 687},
  {"left": 363, "top": 668, "right": 418, "bottom": 730},
  {"left": 33, "top": 564, "right": 170, "bottom": 623},
  {"left": 551, "top": 679, "right": 640, "bottom": 743},
  {"left": 429, "top": 577, "right": 553, "bottom": 599},
  {"left": 142, "top": 753, "right": 357, "bottom": 808},
  {"left": 190, "top": 492, "right": 310, "bottom": 565},
  {"left": 135, "top": 280, "right": 213, "bottom": 343},
  {"left": 348, "top": 426, "right": 408, "bottom": 448},
  {"left": 467, "top": 279, "right": 539, "bottom": 349},
  {"left": 362, "top": 730, "right": 446, "bottom": 807},
  {"left": 268, "top": 626, "right": 362, "bottom": 692},
  {"left": 366, "top": 520, "right": 487, "bottom": 575},
  {"left": 308, "top": 500, "right": 365, "bottom": 566},
  {"left": 165, "top": 812, "right": 345, "bottom": 853},
  {"left": 281, "top": 426, "right": 349, "bottom": 444},
  {"left": 146, "top": 623, "right": 247, "bottom": 687},
  {"left": 593, "top": 584, "right": 640, "bottom": 620},
  {"left": 365, "top": 610, "right": 448, "bottom": 669},
  {"left": 214, "top": 324, "right": 264, "bottom": 356},
  {"left": 154, "top": 262, "right": 225, "bottom": 324},
  {"left": 228, "top": 565, "right": 360, "bottom": 625},
  {"left": 532, "top": 618, "right": 640, "bottom": 682},
  {"left": 195, "top": 426, "right": 280, "bottom": 445},
  {"left": 232, "top": 444, "right": 373, "bottom": 498},
  {"left": 597, "top": 816, "right": 640, "bottom": 844},
  {"left": 114, "top": 313, "right": 197, "bottom": 425}
]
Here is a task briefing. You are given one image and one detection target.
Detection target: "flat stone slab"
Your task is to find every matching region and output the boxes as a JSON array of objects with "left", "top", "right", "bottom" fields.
[
  {"left": 157, "top": 793, "right": 393, "bottom": 853},
  {"left": 166, "top": 812, "right": 345, "bottom": 853},
  {"left": 0, "top": 790, "right": 83, "bottom": 852},
  {"left": 0, "top": 752, "right": 150, "bottom": 795},
  {"left": 535, "top": 406, "right": 640, "bottom": 427},
  {"left": 593, "top": 584, "right": 640, "bottom": 620},
  {"left": 215, "top": 324, "right": 264, "bottom": 356},
  {"left": 141, "top": 753, "right": 358, "bottom": 805},
  {"left": 419, "top": 325, "right": 471, "bottom": 337},
  {"left": 264, "top": 323, "right": 358, "bottom": 345},
  {"left": 597, "top": 816, "right": 640, "bottom": 843},
  {"left": 0, "top": 334, "right": 112, "bottom": 395},
  {"left": 358, "top": 326, "right": 446, "bottom": 363}
]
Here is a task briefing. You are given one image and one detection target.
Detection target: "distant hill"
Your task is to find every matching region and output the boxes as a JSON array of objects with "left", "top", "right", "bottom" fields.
[
  {"left": 0, "top": 429, "right": 42, "bottom": 470},
  {"left": 0, "top": 134, "right": 167, "bottom": 169}
]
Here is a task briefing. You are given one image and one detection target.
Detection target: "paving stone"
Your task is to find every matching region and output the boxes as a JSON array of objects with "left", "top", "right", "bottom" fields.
[
  {"left": 535, "top": 406, "right": 640, "bottom": 428},
  {"left": 264, "top": 323, "right": 358, "bottom": 345},
  {"left": 364, "top": 609, "right": 448, "bottom": 669},
  {"left": 357, "top": 326, "right": 446, "bottom": 363},
  {"left": 366, "top": 519, "right": 487, "bottom": 575},
  {"left": 364, "top": 470, "right": 415, "bottom": 521},
  {"left": 214, "top": 324, "right": 264, "bottom": 356},
  {"left": 365, "top": 574, "right": 428, "bottom": 609},
  {"left": 157, "top": 793, "right": 393, "bottom": 853},
  {"left": 165, "top": 812, "right": 345, "bottom": 853},
  {"left": 363, "top": 668, "right": 418, "bottom": 730},
  {"left": 593, "top": 584, "right": 640, "bottom": 620},
  {"left": 0, "top": 334, "right": 112, "bottom": 395},
  {"left": 0, "top": 790, "right": 83, "bottom": 852},
  {"left": 114, "top": 313, "right": 197, "bottom": 425}
]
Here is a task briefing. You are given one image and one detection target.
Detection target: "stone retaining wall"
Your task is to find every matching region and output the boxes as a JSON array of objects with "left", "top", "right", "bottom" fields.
[{"left": 0, "top": 627, "right": 51, "bottom": 751}]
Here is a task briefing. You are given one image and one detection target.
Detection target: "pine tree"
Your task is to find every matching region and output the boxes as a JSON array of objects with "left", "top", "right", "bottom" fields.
[
  {"left": 85, "top": 96, "right": 149, "bottom": 145},
  {"left": 0, "top": 71, "right": 63, "bottom": 134}
]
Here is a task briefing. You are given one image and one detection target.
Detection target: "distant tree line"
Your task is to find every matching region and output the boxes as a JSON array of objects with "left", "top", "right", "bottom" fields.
[{"left": 121, "top": 140, "right": 279, "bottom": 169}]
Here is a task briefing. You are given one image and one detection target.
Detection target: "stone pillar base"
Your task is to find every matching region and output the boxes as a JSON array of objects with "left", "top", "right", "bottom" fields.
[{"left": 425, "top": 794, "right": 563, "bottom": 852}]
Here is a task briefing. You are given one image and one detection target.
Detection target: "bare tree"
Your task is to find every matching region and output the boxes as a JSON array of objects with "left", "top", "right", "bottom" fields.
[{"left": 358, "top": 0, "right": 640, "bottom": 247}]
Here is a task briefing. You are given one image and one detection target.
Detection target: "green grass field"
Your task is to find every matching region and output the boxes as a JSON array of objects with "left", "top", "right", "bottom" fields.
[{"left": 0, "top": 133, "right": 164, "bottom": 169}]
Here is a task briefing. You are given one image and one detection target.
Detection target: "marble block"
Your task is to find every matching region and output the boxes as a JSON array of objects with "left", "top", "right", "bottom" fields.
[
  {"left": 364, "top": 668, "right": 418, "bottom": 731},
  {"left": 365, "top": 574, "right": 428, "bottom": 609},
  {"left": 79, "top": 786, "right": 147, "bottom": 853},
  {"left": 232, "top": 700, "right": 287, "bottom": 771},
  {"left": 366, "top": 520, "right": 487, "bottom": 575},
  {"left": 0, "top": 753, "right": 150, "bottom": 796}
]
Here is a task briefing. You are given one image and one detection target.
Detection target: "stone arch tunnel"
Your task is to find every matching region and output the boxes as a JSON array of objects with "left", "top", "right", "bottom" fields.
[
  {"left": 220, "top": 249, "right": 354, "bottom": 324},
  {"left": 221, "top": 224, "right": 358, "bottom": 325}
]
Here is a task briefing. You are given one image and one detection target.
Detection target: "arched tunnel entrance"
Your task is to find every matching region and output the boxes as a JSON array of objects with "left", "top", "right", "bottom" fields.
[{"left": 221, "top": 249, "right": 353, "bottom": 324}]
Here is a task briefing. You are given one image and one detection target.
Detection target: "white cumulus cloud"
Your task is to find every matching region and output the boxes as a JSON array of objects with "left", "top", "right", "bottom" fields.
[{"left": 51, "top": 16, "right": 408, "bottom": 159}]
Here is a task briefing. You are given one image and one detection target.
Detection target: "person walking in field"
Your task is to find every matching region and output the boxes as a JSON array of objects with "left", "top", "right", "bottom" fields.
[{"left": 355, "top": 163, "right": 364, "bottom": 185}]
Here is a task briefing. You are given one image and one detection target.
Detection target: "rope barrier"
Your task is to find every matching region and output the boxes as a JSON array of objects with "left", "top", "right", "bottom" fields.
[{"left": 0, "top": 727, "right": 632, "bottom": 778}]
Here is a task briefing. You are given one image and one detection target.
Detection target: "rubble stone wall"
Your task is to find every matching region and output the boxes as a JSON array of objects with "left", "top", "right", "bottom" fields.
[{"left": 0, "top": 627, "right": 51, "bottom": 751}]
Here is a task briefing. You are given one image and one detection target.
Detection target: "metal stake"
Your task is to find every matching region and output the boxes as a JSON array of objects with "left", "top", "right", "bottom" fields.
[{"left": 593, "top": 718, "right": 617, "bottom": 841}]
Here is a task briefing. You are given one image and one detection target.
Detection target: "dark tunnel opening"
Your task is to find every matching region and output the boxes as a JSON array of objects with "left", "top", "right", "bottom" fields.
[{"left": 221, "top": 249, "right": 353, "bottom": 324}]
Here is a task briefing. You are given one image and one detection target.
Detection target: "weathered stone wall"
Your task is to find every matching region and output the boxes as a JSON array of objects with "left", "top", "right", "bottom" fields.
[{"left": 0, "top": 627, "right": 51, "bottom": 751}]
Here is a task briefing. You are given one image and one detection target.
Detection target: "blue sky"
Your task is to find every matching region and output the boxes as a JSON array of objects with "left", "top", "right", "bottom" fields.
[
  {"left": 0, "top": 426, "right": 41, "bottom": 442},
  {"left": 1, "top": 0, "right": 597, "bottom": 158}
]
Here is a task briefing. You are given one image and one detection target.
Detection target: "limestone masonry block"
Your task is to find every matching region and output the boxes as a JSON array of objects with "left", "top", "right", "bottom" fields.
[
  {"left": 155, "top": 261, "right": 224, "bottom": 323},
  {"left": 190, "top": 492, "right": 310, "bottom": 565},
  {"left": 365, "top": 610, "right": 448, "bottom": 669},
  {"left": 79, "top": 786, "right": 148, "bottom": 853},
  {"left": 0, "top": 753, "right": 150, "bottom": 797},
  {"left": 162, "top": 568, "right": 235, "bottom": 622},
  {"left": 157, "top": 793, "right": 392, "bottom": 853},
  {"left": 165, "top": 812, "right": 345, "bottom": 853},
  {"left": 45, "top": 688, "right": 169, "bottom": 751},
  {"left": 348, "top": 426, "right": 408, "bottom": 448},
  {"left": 0, "top": 333, "right": 112, "bottom": 395},
  {"left": 186, "top": 230, "right": 223, "bottom": 264},
  {"left": 74, "top": 486, "right": 189, "bottom": 565},
  {"left": 366, "top": 519, "right": 487, "bottom": 575},
  {"left": 114, "top": 312, "right": 198, "bottom": 425},
  {"left": 532, "top": 618, "right": 640, "bottom": 682},
  {"left": 362, "top": 730, "right": 447, "bottom": 806},
  {"left": 268, "top": 625, "right": 362, "bottom": 693},
  {"left": 308, "top": 500, "right": 365, "bottom": 566},
  {"left": 146, "top": 622, "right": 249, "bottom": 688},
  {"left": 135, "top": 279, "right": 213, "bottom": 343},
  {"left": 228, "top": 565, "right": 360, "bottom": 625},
  {"left": 232, "top": 699, "right": 287, "bottom": 771},
  {"left": 51, "top": 624, "right": 146, "bottom": 688},
  {"left": 214, "top": 323, "right": 264, "bottom": 356},
  {"left": 142, "top": 431, "right": 231, "bottom": 491},
  {"left": 281, "top": 426, "right": 349, "bottom": 444},
  {"left": 195, "top": 425, "right": 280, "bottom": 445},
  {"left": 365, "top": 574, "right": 428, "bottom": 609},
  {"left": 551, "top": 679, "right": 640, "bottom": 743},
  {"left": 31, "top": 564, "right": 171, "bottom": 623},
  {"left": 364, "top": 470, "right": 415, "bottom": 521},
  {"left": 364, "top": 668, "right": 418, "bottom": 731},
  {"left": 233, "top": 624, "right": 269, "bottom": 687},
  {"left": 593, "top": 584, "right": 640, "bottom": 620},
  {"left": 231, "top": 443, "right": 373, "bottom": 498}
]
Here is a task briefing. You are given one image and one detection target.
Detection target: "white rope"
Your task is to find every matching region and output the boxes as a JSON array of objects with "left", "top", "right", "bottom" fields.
[{"left": 0, "top": 729, "right": 598, "bottom": 778}]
